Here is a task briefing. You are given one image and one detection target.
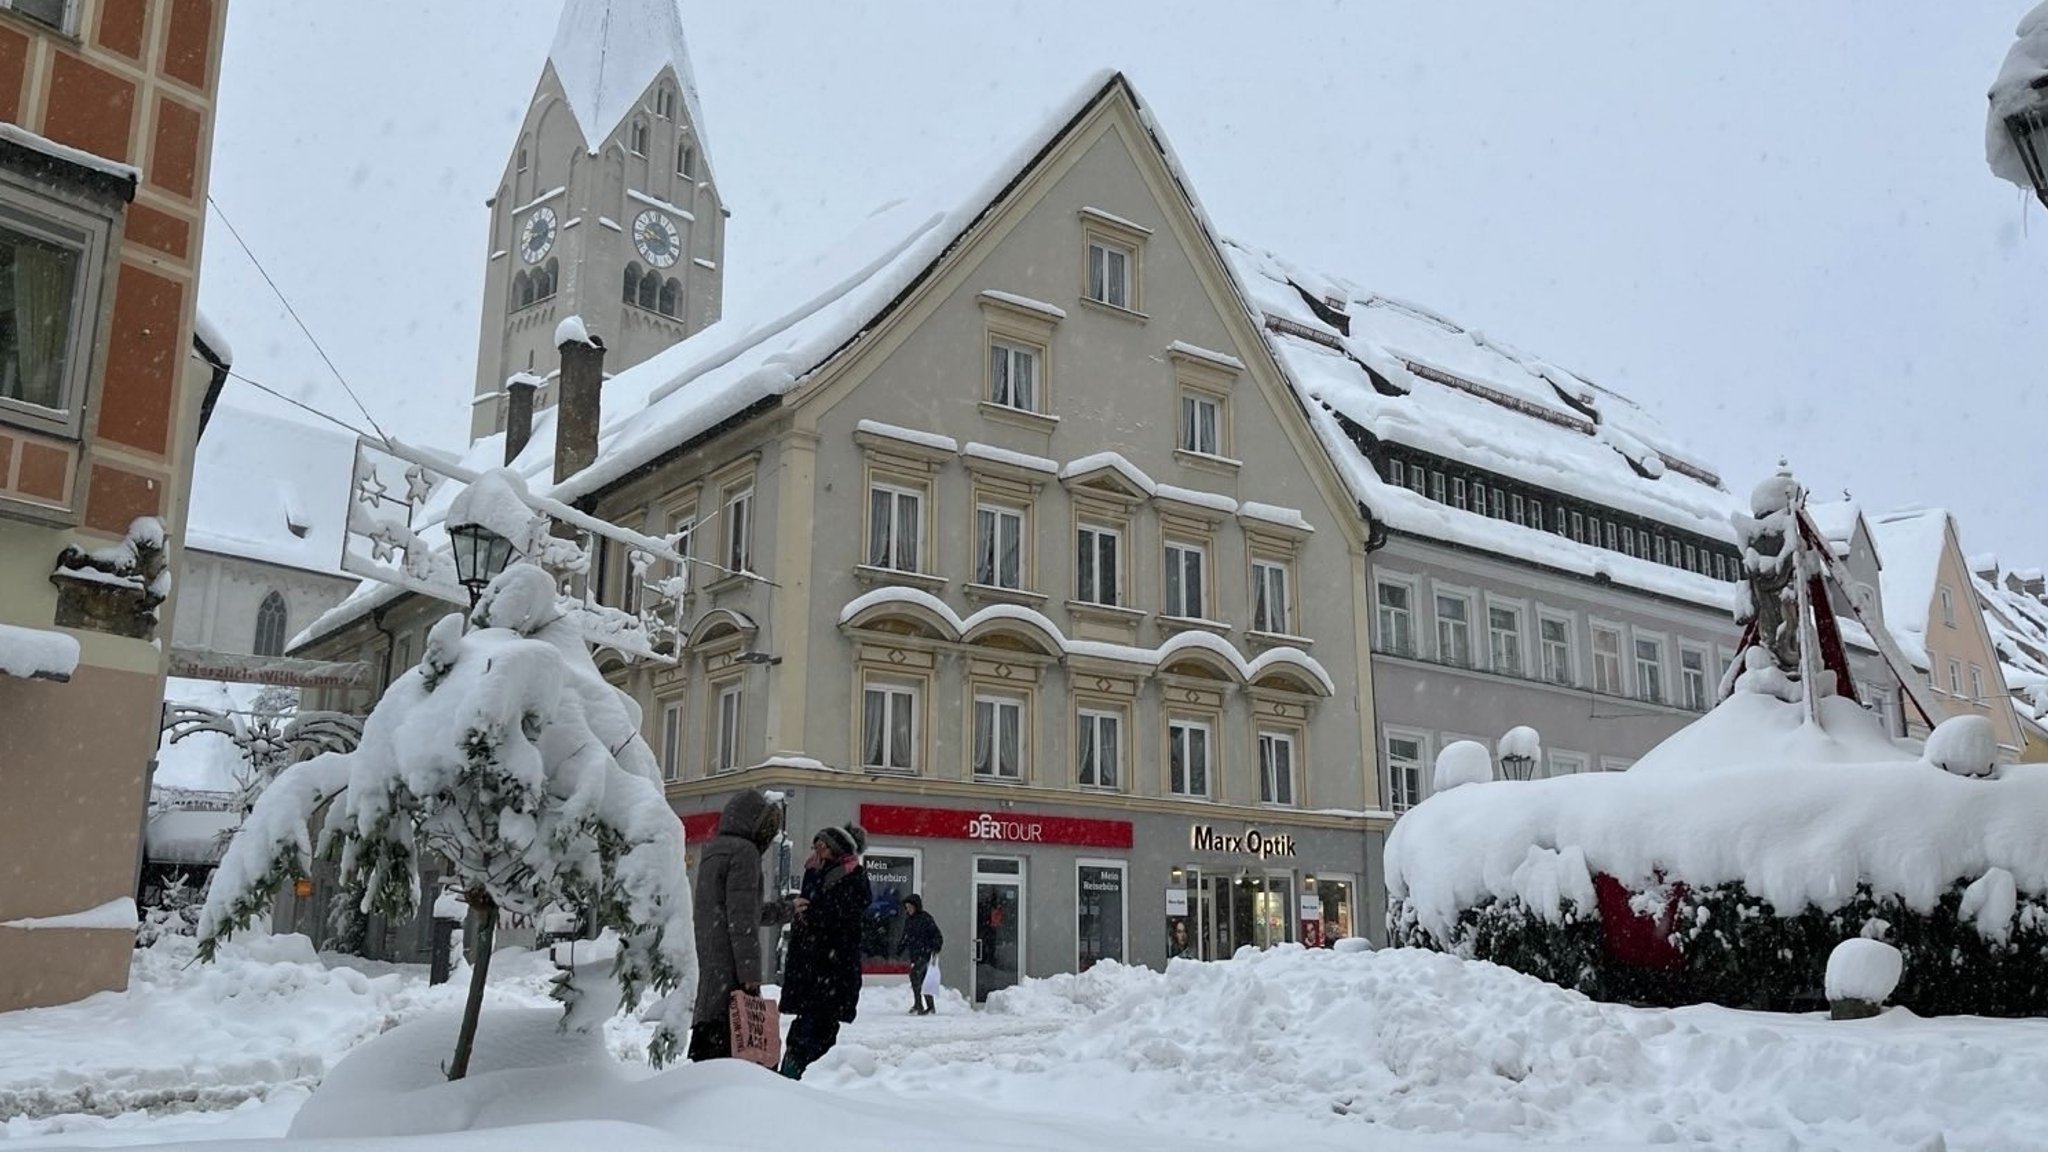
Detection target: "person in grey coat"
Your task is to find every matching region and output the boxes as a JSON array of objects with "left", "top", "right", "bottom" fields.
[{"left": 687, "top": 788, "right": 789, "bottom": 1062}]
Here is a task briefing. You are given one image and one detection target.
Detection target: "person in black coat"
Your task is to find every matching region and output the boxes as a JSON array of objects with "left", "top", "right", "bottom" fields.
[
  {"left": 900, "top": 894, "right": 943, "bottom": 1015},
  {"left": 777, "top": 822, "right": 870, "bottom": 1079},
  {"left": 686, "top": 788, "right": 789, "bottom": 1062}
]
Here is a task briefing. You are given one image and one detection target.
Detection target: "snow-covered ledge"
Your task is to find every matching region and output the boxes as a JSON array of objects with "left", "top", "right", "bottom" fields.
[{"left": 0, "top": 622, "right": 80, "bottom": 683}]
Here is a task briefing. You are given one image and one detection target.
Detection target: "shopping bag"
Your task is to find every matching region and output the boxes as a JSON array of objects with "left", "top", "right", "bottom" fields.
[
  {"left": 921, "top": 958, "right": 942, "bottom": 996},
  {"left": 728, "top": 989, "right": 782, "bottom": 1068}
]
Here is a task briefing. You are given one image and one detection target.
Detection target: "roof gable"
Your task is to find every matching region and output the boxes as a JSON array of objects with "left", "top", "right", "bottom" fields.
[{"left": 546, "top": 0, "right": 716, "bottom": 179}]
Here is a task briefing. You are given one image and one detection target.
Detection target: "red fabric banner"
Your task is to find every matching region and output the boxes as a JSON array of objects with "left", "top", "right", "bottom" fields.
[{"left": 859, "top": 803, "right": 1133, "bottom": 849}]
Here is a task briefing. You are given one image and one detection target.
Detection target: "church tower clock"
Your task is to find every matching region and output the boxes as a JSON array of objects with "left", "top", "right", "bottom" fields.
[{"left": 469, "top": 0, "right": 728, "bottom": 443}]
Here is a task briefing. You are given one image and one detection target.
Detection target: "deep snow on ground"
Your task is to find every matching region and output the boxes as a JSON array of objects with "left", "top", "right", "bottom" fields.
[{"left": 4, "top": 936, "right": 2046, "bottom": 1151}]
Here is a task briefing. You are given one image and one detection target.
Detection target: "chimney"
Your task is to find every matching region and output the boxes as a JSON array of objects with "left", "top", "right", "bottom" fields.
[
  {"left": 503, "top": 375, "right": 538, "bottom": 466},
  {"left": 554, "top": 317, "right": 606, "bottom": 485}
]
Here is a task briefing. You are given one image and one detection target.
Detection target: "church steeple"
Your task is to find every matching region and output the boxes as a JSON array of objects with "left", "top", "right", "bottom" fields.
[{"left": 469, "top": 0, "right": 728, "bottom": 444}]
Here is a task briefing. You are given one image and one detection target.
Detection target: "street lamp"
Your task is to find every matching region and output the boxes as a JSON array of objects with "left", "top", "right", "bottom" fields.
[
  {"left": 1990, "top": 13, "right": 2048, "bottom": 206},
  {"left": 1498, "top": 750, "right": 1536, "bottom": 781},
  {"left": 447, "top": 521, "right": 517, "bottom": 610},
  {"left": 1498, "top": 724, "right": 1542, "bottom": 781},
  {"left": 2003, "top": 78, "right": 2048, "bottom": 208}
]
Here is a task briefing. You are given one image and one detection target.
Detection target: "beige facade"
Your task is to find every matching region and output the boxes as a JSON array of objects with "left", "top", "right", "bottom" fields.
[{"left": 0, "top": 0, "right": 230, "bottom": 1012}]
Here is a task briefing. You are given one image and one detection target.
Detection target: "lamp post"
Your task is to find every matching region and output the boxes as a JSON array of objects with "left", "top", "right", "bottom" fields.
[
  {"left": 1990, "top": 14, "right": 2048, "bottom": 206},
  {"left": 447, "top": 521, "right": 517, "bottom": 611},
  {"left": 1498, "top": 751, "right": 1536, "bottom": 782},
  {"left": 2002, "top": 78, "right": 2048, "bottom": 208}
]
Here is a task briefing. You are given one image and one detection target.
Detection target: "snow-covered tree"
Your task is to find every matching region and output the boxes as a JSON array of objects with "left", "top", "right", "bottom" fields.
[{"left": 196, "top": 563, "right": 696, "bottom": 1075}]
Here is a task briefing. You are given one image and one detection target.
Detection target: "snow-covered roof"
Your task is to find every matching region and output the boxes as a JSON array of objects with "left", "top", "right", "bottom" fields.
[
  {"left": 548, "top": 0, "right": 717, "bottom": 184},
  {"left": 1802, "top": 498, "right": 1867, "bottom": 556},
  {"left": 186, "top": 402, "right": 356, "bottom": 577},
  {"left": 191, "top": 309, "right": 232, "bottom": 366},
  {"left": 1987, "top": 2, "right": 2048, "bottom": 191},
  {"left": 1224, "top": 240, "right": 1741, "bottom": 610},
  {"left": 302, "top": 71, "right": 1129, "bottom": 648},
  {"left": 1864, "top": 507, "right": 1954, "bottom": 670},
  {"left": 1973, "top": 563, "right": 2048, "bottom": 727}
]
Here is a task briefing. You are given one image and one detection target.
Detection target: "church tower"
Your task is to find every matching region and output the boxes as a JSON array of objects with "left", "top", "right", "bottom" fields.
[{"left": 469, "top": 0, "right": 728, "bottom": 443}]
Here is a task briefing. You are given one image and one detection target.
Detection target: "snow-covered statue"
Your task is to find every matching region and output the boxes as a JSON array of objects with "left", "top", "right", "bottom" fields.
[
  {"left": 196, "top": 562, "right": 695, "bottom": 1076},
  {"left": 1733, "top": 469, "right": 1804, "bottom": 679}
]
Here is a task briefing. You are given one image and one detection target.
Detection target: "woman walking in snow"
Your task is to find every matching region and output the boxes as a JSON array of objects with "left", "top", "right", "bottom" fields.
[
  {"left": 687, "top": 788, "right": 789, "bottom": 1062},
  {"left": 777, "top": 823, "right": 870, "bottom": 1079},
  {"left": 900, "top": 894, "right": 943, "bottom": 1015}
]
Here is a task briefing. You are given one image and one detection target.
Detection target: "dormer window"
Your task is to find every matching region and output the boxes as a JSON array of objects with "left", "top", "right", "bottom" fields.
[{"left": 629, "top": 118, "right": 649, "bottom": 156}]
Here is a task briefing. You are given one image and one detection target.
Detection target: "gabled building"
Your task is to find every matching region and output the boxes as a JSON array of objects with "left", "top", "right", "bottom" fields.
[
  {"left": 300, "top": 72, "right": 1385, "bottom": 981},
  {"left": 1226, "top": 243, "right": 1750, "bottom": 805},
  {"left": 1965, "top": 555, "right": 2048, "bottom": 761},
  {"left": 468, "top": 0, "right": 728, "bottom": 443},
  {"left": 1862, "top": 506, "right": 2027, "bottom": 762}
]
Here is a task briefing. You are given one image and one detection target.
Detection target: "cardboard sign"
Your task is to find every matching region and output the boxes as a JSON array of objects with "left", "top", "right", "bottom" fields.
[{"left": 728, "top": 990, "right": 781, "bottom": 1068}]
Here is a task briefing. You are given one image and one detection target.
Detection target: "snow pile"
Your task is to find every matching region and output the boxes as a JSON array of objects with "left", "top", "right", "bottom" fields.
[
  {"left": 1825, "top": 939, "right": 1903, "bottom": 1004},
  {"left": 1432, "top": 740, "right": 1493, "bottom": 792},
  {"left": 0, "top": 621, "right": 79, "bottom": 681},
  {"left": 1988, "top": 2, "right": 2048, "bottom": 190},
  {"left": 1385, "top": 686, "right": 2048, "bottom": 943},
  {"left": 1924, "top": 715, "right": 1997, "bottom": 778}
]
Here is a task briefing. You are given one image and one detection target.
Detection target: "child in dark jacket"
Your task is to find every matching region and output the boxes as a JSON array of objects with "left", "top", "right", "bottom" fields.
[{"left": 900, "top": 894, "right": 943, "bottom": 1015}]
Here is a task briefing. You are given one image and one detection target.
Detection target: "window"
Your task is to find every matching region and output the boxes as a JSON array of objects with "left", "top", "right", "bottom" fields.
[
  {"left": 659, "top": 698, "right": 684, "bottom": 780},
  {"left": 1511, "top": 493, "right": 1525, "bottom": 524},
  {"left": 1591, "top": 626, "right": 1624, "bottom": 695},
  {"left": 974, "top": 694, "right": 1024, "bottom": 779},
  {"left": 1571, "top": 511, "right": 1585, "bottom": 542},
  {"left": 1948, "top": 660, "right": 1963, "bottom": 696},
  {"left": 713, "top": 682, "right": 742, "bottom": 772},
  {"left": 1487, "top": 605, "right": 1522, "bottom": 676},
  {"left": 989, "top": 340, "right": 1039, "bottom": 411},
  {"left": 1970, "top": 665, "right": 1985, "bottom": 703},
  {"left": 1491, "top": 490, "right": 1506, "bottom": 519},
  {"left": 655, "top": 87, "right": 676, "bottom": 118},
  {"left": 1409, "top": 468, "right": 1426, "bottom": 496},
  {"left": 1251, "top": 560, "right": 1290, "bottom": 634},
  {"left": 1452, "top": 477, "right": 1467, "bottom": 511},
  {"left": 1179, "top": 392, "right": 1221, "bottom": 456},
  {"left": 629, "top": 118, "right": 649, "bottom": 155},
  {"left": 516, "top": 145, "right": 528, "bottom": 174},
  {"left": 665, "top": 511, "right": 696, "bottom": 592},
  {"left": 1470, "top": 480, "right": 1485, "bottom": 512},
  {"left": 862, "top": 680, "right": 918, "bottom": 771},
  {"left": 1940, "top": 586, "right": 1957, "bottom": 628},
  {"left": 676, "top": 141, "right": 695, "bottom": 179},
  {"left": 1604, "top": 522, "right": 1618, "bottom": 551},
  {"left": 1077, "top": 709, "right": 1121, "bottom": 789},
  {"left": 1168, "top": 718, "right": 1211, "bottom": 797},
  {"left": 1377, "top": 582, "right": 1413, "bottom": 655},
  {"left": 724, "top": 486, "right": 753, "bottom": 573},
  {"left": 253, "top": 591, "right": 289, "bottom": 657},
  {"left": 1257, "top": 731, "right": 1296, "bottom": 806},
  {"left": 1680, "top": 646, "right": 1710, "bottom": 711},
  {"left": 1086, "top": 241, "right": 1131, "bottom": 308},
  {"left": 1388, "top": 459, "right": 1405, "bottom": 488},
  {"left": 1634, "top": 636, "right": 1665, "bottom": 704},
  {"left": 657, "top": 277, "right": 678, "bottom": 317},
  {"left": 1539, "top": 614, "right": 1573, "bottom": 685},
  {"left": 1164, "top": 541, "right": 1206, "bottom": 618},
  {"left": 1076, "top": 524, "right": 1121, "bottom": 606},
  {"left": 1430, "top": 471, "right": 1446, "bottom": 503},
  {"left": 0, "top": 0, "right": 69, "bottom": 31},
  {"left": 1435, "top": 592, "right": 1472, "bottom": 667},
  {"left": 975, "top": 504, "right": 1024, "bottom": 589},
  {"left": 867, "top": 482, "right": 923, "bottom": 572},
  {"left": 1622, "top": 526, "right": 1636, "bottom": 556},
  {"left": 1654, "top": 536, "right": 1667, "bottom": 565},
  {"left": 1386, "top": 732, "right": 1426, "bottom": 813},
  {"left": 1076, "top": 861, "right": 1127, "bottom": 971},
  {"left": 1547, "top": 750, "right": 1590, "bottom": 777},
  {"left": 1685, "top": 543, "right": 1699, "bottom": 572}
]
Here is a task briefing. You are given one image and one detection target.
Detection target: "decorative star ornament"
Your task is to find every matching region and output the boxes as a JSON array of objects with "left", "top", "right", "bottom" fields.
[
  {"left": 356, "top": 472, "right": 389, "bottom": 507},
  {"left": 404, "top": 465, "right": 436, "bottom": 506},
  {"left": 367, "top": 523, "right": 404, "bottom": 563}
]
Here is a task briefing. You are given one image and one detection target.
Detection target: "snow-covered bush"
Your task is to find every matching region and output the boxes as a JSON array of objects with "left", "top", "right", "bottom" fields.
[
  {"left": 1825, "top": 938, "right": 1902, "bottom": 1007},
  {"left": 1432, "top": 740, "right": 1493, "bottom": 792},
  {"left": 1924, "top": 715, "right": 1998, "bottom": 778},
  {"left": 196, "top": 563, "right": 695, "bottom": 1073}
]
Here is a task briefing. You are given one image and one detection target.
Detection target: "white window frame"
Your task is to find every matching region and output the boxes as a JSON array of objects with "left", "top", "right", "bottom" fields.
[
  {"left": 989, "top": 339, "right": 1040, "bottom": 412},
  {"left": 1076, "top": 706, "right": 1123, "bottom": 790},
  {"left": 1167, "top": 716, "right": 1212, "bottom": 798},
  {"left": 1384, "top": 727, "right": 1431, "bottom": 814},
  {"left": 1940, "top": 585, "right": 1957, "bottom": 628},
  {"left": 712, "top": 681, "right": 743, "bottom": 773},
  {"left": 659, "top": 697, "right": 685, "bottom": 781},
  {"left": 1256, "top": 729, "right": 1297, "bottom": 806},
  {"left": 1163, "top": 539, "right": 1207, "bottom": 619},
  {"left": 1376, "top": 575, "right": 1418, "bottom": 658},
  {"left": 0, "top": 183, "right": 111, "bottom": 439},
  {"left": 975, "top": 502, "right": 1025, "bottom": 590},
  {"left": 1086, "top": 239, "right": 1132, "bottom": 308},
  {"left": 861, "top": 677, "right": 920, "bottom": 772},
  {"left": 723, "top": 485, "right": 754, "bottom": 573},
  {"left": 973, "top": 692, "right": 1026, "bottom": 780},
  {"left": 1546, "top": 749, "right": 1590, "bottom": 778},
  {"left": 0, "top": 0, "right": 75, "bottom": 35},
  {"left": 866, "top": 480, "right": 924, "bottom": 573},
  {"left": 1948, "top": 659, "right": 1964, "bottom": 696},
  {"left": 1678, "top": 642, "right": 1711, "bottom": 711},
  {"left": 1074, "top": 858, "right": 1130, "bottom": 969},
  {"left": 1251, "top": 558, "right": 1291, "bottom": 635},
  {"left": 1590, "top": 621, "right": 1626, "bottom": 696},
  {"left": 1633, "top": 630, "right": 1668, "bottom": 705},
  {"left": 1485, "top": 598, "right": 1525, "bottom": 677},
  {"left": 1433, "top": 585, "right": 1475, "bottom": 668},
  {"left": 1970, "top": 664, "right": 1985, "bottom": 703},
  {"left": 1600, "top": 756, "right": 1635, "bottom": 773},
  {"left": 1179, "top": 390, "right": 1222, "bottom": 457},
  {"left": 1536, "top": 608, "right": 1576, "bottom": 687},
  {"left": 1076, "top": 522, "right": 1122, "bottom": 606}
]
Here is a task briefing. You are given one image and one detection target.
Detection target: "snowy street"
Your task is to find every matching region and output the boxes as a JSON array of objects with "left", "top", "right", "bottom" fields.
[{"left": 4, "top": 935, "right": 2044, "bottom": 1151}]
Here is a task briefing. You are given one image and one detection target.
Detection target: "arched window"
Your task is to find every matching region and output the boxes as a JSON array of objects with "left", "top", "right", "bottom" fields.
[
  {"left": 516, "top": 144, "right": 528, "bottom": 174},
  {"left": 638, "top": 269, "right": 660, "bottom": 310},
  {"left": 676, "top": 141, "right": 693, "bottom": 179},
  {"left": 254, "top": 591, "right": 288, "bottom": 657},
  {"left": 623, "top": 262, "right": 643, "bottom": 304},
  {"left": 658, "top": 277, "right": 679, "bottom": 317},
  {"left": 656, "top": 87, "right": 675, "bottom": 119},
  {"left": 629, "top": 118, "right": 648, "bottom": 155},
  {"left": 512, "top": 270, "right": 533, "bottom": 310},
  {"left": 538, "top": 258, "right": 559, "bottom": 300}
]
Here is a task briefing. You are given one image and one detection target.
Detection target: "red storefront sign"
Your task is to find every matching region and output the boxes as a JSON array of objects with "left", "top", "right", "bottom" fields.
[
  {"left": 680, "top": 810, "right": 721, "bottom": 845},
  {"left": 859, "top": 803, "right": 1133, "bottom": 849}
]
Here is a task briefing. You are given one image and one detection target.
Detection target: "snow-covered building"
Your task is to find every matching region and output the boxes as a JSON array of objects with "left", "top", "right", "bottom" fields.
[
  {"left": 300, "top": 71, "right": 1387, "bottom": 980},
  {"left": 0, "top": 1, "right": 232, "bottom": 1012},
  {"left": 1226, "top": 243, "right": 1751, "bottom": 804},
  {"left": 1966, "top": 555, "right": 2048, "bottom": 761},
  {"left": 467, "top": 0, "right": 728, "bottom": 443},
  {"left": 167, "top": 400, "right": 358, "bottom": 660}
]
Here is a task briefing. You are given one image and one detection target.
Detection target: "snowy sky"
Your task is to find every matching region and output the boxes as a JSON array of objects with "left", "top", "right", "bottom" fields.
[{"left": 202, "top": 2, "right": 2047, "bottom": 566}]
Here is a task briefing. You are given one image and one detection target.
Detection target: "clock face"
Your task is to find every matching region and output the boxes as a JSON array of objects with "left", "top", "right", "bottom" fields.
[
  {"left": 520, "top": 206, "right": 557, "bottom": 264},
  {"left": 633, "top": 209, "right": 682, "bottom": 268}
]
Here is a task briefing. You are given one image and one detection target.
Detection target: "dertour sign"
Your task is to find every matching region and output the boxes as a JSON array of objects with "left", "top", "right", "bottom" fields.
[
  {"left": 859, "top": 804, "right": 1134, "bottom": 850},
  {"left": 1189, "top": 823, "right": 1298, "bottom": 859}
]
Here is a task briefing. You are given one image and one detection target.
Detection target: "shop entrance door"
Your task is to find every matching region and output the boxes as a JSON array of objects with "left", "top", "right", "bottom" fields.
[
  {"left": 1183, "top": 869, "right": 1236, "bottom": 960},
  {"left": 973, "top": 857, "right": 1025, "bottom": 1003}
]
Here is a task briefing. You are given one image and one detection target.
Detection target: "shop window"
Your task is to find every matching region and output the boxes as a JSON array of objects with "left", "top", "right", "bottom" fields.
[
  {"left": 1233, "top": 872, "right": 1294, "bottom": 949},
  {"left": 1168, "top": 717, "right": 1211, "bottom": 798},
  {"left": 860, "top": 849, "right": 921, "bottom": 974},
  {"left": 1076, "top": 707, "right": 1121, "bottom": 789},
  {"left": 1076, "top": 860, "right": 1127, "bottom": 970},
  {"left": 973, "top": 693, "right": 1025, "bottom": 780},
  {"left": 1310, "top": 877, "right": 1355, "bottom": 945}
]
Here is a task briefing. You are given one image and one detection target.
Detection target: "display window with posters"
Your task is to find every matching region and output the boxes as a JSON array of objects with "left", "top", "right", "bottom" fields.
[
  {"left": 861, "top": 847, "right": 922, "bottom": 974},
  {"left": 1075, "top": 859, "right": 1127, "bottom": 970}
]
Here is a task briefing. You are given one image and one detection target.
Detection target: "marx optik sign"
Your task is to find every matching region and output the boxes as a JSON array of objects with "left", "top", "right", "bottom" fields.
[{"left": 1188, "top": 824, "right": 1297, "bottom": 859}]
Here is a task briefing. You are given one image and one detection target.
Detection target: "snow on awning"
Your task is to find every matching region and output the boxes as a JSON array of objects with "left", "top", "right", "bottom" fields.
[
  {"left": 145, "top": 808, "right": 240, "bottom": 867},
  {"left": 0, "top": 622, "right": 80, "bottom": 682}
]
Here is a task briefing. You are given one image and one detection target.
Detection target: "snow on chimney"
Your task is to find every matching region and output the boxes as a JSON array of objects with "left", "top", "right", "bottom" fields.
[
  {"left": 554, "top": 316, "right": 605, "bottom": 485},
  {"left": 503, "top": 373, "right": 541, "bottom": 466}
]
